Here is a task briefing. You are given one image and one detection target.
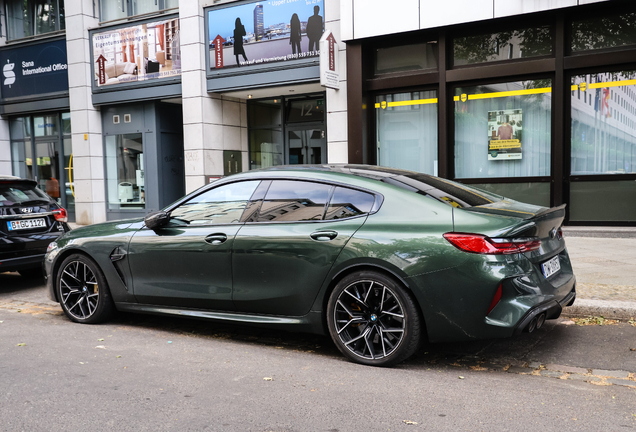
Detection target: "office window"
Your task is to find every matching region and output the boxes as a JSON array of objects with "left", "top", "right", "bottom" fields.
[
  {"left": 5, "top": 0, "right": 65, "bottom": 40},
  {"left": 100, "top": 0, "right": 178, "bottom": 21},
  {"left": 572, "top": 11, "right": 636, "bottom": 52}
]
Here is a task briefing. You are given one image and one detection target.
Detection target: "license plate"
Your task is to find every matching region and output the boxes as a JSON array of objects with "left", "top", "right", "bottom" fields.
[
  {"left": 7, "top": 218, "right": 47, "bottom": 231},
  {"left": 541, "top": 255, "right": 561, "bottom": 278}
]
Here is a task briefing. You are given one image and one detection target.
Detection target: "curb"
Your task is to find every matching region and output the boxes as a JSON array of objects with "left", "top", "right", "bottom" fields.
[{"left": 562, "top": 299, "right": 636, "bottom": 320}]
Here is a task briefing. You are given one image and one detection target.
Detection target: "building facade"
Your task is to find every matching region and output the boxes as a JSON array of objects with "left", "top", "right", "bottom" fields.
[{"left": 0, "top": 0, "right": 633, "bottom": 226}]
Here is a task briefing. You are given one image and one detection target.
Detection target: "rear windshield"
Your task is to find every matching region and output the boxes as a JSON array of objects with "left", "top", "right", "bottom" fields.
[
  {"left": 382, "top": 174, "right": 502, "bottom": 208},
  {"left": 0, "top": 183, "right": 50, "bottom": 206}
]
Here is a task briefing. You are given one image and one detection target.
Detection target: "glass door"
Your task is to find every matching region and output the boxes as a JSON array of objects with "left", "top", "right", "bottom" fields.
[
  {"left": 34, "top": 140, "right": 61, "bottom": 203},
  {"left": 286, "top": 126, "right": 326, "bottom": 165}
]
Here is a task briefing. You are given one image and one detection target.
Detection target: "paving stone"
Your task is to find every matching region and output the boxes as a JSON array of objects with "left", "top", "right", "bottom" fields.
[
  {"left": 507, "top": 366, "right": 530, "bottom": 374},
  {"left": 545, "top": 364, "right": 588, "bottom": 374},
  {"left": 527, "top": 362, "right": 541, "bottom": 369},
  {"left": 606, "top": 379, "right": 636, "bottom": 388},
  {"left": 540, "top": 370, "right": 565, "bottom": 378},
  {"left": 592, "top": 369, "right": 631, "bottom": 378},
  {"left": 567, "top": 374, "right": 600, "bottom": 383}
]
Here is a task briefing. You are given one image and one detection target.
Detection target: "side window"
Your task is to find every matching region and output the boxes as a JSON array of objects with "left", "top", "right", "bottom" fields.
[
  {"left": 257, "top": 180, "right": 333, "bottom": 222},
  {"left": 325, "top": 187, "right": 375, "bottom": 220},
  {"left": 170, "top": 180, "right": 260, "bottom": 225}
]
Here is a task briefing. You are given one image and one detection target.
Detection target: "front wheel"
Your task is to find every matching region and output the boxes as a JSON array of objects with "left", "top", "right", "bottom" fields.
[
  {"left": 57, "top": 254, "right": 115, "bottom": 324},
  {"left": 326, "top": 271, "right": 421, "bottom": 366}
]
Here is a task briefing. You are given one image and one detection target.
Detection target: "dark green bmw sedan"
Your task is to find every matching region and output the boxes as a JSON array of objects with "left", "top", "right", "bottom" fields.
[{"left": 45, "top": 165, "right": 576, "bottom": 366}]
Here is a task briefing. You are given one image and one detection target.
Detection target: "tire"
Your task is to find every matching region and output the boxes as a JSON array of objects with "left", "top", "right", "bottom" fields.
[
  {"left": 56, "top": 253, "right": 115, "bottom": 324},
  {"left": 326, "top": 270, "right": 421, "bottom": 367},
  {"left": 18, "top": 267, "right": 44, "bottom": 279}
]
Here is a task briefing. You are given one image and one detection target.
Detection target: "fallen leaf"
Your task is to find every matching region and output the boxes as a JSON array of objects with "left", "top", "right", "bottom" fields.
[
  {"left": 95, "top": 345, "right": 106, "bottom": 349},
  {"left": 98, "top": 338, "right": 104, "bottom": 341},
  {"left": 116, "top": 355, "right": 122, "bottom": 358},
  {"left": 79, "top": 362, "right": 84, "bottom": 364},
  {"left": 16, "top": 310, "right": 22, "bottom": 313},
  {"left": 403, "top": 420, "right": 418, "bottom": 425},
  {"left": 263, "top": 377, "right": 273, "bottom": 381},
  {"left": 16, "top": 343, "right": 26, "bottom": 346},
  {"left": 630, "top": 348, "right": 635, "bottom": 351},
  {"left": 0, "top": 321, "right": 4, "bottom": 323},
  {"left": 459, "top": 376, "right": 465, "bottom": 379}
]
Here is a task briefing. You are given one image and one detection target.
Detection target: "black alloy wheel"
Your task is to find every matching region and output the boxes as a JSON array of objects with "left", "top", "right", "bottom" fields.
[
  {"left": 57, "top": 254, "right": 114, "bottom": 324},
  {"left": 327, "top": 271, "right": 421, "bottom": 366}
]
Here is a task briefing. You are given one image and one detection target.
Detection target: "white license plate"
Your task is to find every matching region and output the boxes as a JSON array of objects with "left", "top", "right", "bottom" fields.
[
  {"left": 541, "top": 255, "right": 561, "bottom": 278},
  {"left": 7, "top": 218, "right": 47, "bottom": 231}
]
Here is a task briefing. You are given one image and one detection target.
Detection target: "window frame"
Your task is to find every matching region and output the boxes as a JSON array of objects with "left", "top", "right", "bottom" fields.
[
  {"left": 98, "top": 0, "right": 178, "bottom": 23},
  {"left": 5, "top": 0, "right": 66, "bottom": 42}
]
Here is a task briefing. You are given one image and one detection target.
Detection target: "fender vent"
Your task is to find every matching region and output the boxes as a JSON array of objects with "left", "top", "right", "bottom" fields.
[{"left": 110, "top": 247, "right": 128, "bottom": 290}]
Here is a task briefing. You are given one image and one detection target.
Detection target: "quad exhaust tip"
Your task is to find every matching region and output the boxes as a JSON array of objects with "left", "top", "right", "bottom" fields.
[{"left": 526, "top": 313, "right": 547, "bottom": 333}]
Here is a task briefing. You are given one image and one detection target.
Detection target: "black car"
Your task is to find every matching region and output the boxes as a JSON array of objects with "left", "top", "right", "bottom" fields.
[{"left": 0, "top": 176, "right": 71, "bottom": 277}]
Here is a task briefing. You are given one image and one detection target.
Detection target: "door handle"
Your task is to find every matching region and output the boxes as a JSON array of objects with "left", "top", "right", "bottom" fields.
[
  {"left": 310, "top": 230, "right": 338, "bottom": 241},
  {"left": 204, "top": 233, "right": 228, "bottom": 245}
]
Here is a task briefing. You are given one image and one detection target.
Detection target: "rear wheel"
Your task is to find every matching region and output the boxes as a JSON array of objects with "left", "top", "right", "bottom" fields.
[
  {"left": 57, "top": 254, "right": 115, "bottom": 324},
  {"left": 326, "top": 270, "right": 421, "bottom": 366}
]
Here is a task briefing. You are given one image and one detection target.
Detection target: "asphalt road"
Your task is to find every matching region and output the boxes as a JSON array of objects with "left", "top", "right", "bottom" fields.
[{"left": 1, "top": 273, "right": 635, "bottom": 432}]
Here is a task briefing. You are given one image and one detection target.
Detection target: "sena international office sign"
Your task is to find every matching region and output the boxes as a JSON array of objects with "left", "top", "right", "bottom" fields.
[
  {"left": 0, "top": 39, "right": 69, "bottom": 100},
  {"left": 207, "top": 0, "right": 325, "bottom": 70}
]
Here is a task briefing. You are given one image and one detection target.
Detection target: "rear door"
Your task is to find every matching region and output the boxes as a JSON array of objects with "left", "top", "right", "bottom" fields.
[{"left": 232, "top": 180, "right": 376, "bottom": 316}]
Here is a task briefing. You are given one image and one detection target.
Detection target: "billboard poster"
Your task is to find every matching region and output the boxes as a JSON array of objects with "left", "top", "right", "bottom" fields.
[
  {"left": 0, "top": 39, "right": 68, "bottom": 100},
  {"left": 208, "top": 0, "right": 325, "bottom": 70},
  {"left": 487, "top": 109, "right": 523, "bottom": 160},
  {"left": 92, "top": 17, "right": 181, "bottom": 88}
]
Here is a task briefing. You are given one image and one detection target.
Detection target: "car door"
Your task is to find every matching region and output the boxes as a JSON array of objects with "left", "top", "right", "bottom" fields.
[
  {"left": 232, "top": 180, "right": 376, "bottom": 316},
  {"left": 127, "top": 180, "right": 261, "bottom": 310}
]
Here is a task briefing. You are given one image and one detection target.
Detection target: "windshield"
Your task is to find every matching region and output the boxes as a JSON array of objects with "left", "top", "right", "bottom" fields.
[{"left": 0, "top": 183, "right": 51, "bottom": 206}]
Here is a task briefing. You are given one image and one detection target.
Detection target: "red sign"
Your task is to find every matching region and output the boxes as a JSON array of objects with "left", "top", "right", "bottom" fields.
[
  {"left": 96, "top": 55, "right": 107, "bottom": 85},
  {"left": 213, "top": 35, "right": 225, "bottom": 69},
  {"left": 327, "top": 33, "right": 336, "bottom": 72}
]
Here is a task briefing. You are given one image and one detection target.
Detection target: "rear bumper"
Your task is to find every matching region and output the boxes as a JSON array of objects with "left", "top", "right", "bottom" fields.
[
  {"left": 512, "top": 286, "right": 576, "bottom": 335},
  {"left": 0, "top": 253, "right": 45, "bottom": 272}
]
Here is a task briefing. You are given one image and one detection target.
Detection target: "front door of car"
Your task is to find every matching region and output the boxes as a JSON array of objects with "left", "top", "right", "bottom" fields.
[
  {"left": 127, "top": 180, "right": 261, "bottom": 310},
  {"left": 232, "top": 180, "right": 376, "bottom": 316}
]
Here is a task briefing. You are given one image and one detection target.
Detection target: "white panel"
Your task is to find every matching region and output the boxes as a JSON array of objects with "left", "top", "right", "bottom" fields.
[
  {"left": 341, "top": 0, "right": 354, "bottom": 40},
  {"left": 495, "top": 0, "right": 576, "bottom": 18},
  {"left": 325, "top": 0, "right": 341, "bottom": 22},
  {"left": 354, "top": 0, "right": 419, "bottom": 39},
  {"left": 327, "top": 141, "right": 348, "bottom": 163},
  {"left": 327, "top": 111, "right": 348, "bottom": 142},
  {"left": 0, "top": 161, "right": 11, "bottom": 176},
  {"left": 420, "top": 0, "right": 493, "bottom": 29}
]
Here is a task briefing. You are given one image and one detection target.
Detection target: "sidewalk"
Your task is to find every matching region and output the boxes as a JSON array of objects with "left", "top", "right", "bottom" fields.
[{"left": 562, "top": 227, "right": 636, "bottom": 319}]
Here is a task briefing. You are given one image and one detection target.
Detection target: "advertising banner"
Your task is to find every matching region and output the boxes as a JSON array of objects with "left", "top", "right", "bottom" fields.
[
  {"left": 487, "top": 109, "right": 523, "bottom": 160},
  {"left": 92, "top": 17, "right": 181, "bottom": 88},
  {"left": 208, "top": 0, "right": 324, "bottom": 70},
  {"left": 0, "top": 39, "right": 68, "bottom": 100}
]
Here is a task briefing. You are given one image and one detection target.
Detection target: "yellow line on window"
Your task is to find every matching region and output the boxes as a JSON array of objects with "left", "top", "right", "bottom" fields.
[
  {"left": 467, "top": 87, "right": 552, "bottom": 100},
  {"left": 374, "top": 98, "right": 438, "bottom": 109},
  {"left": 571, "top": 84, "right": 578, "bottom": 91},
  {"left": 588, "top": 79, "right": 636, "bottom": 89}
]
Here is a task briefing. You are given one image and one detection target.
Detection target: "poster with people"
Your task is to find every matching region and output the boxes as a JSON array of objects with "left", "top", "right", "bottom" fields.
[
  {"left": 92, "top": 17, "right": 181, "bottom": 88},
  {"left": 208, "top": 0, "right": 325, "bottom": 70},
  {"left": 487, "top": 109, "right": 523, "bottom": 160}
]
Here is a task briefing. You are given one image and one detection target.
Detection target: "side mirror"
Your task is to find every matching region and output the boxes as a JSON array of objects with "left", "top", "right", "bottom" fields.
[{"left": 144, "top": 211, "right": 170, "bottom": 230}]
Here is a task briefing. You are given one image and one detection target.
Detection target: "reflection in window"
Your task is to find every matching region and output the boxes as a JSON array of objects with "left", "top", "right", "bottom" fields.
[
  {"left": 454, "top": 26, "right": 552, "bottom": 66},
  {"left": 324, "top": 188, "right": 374, "bottom": 220},
  {"left": 375, "top": 42, "right": 438, "bottom": 75},
  {"left": 105, "top": 134, "right": 145, "bottom": 210},
  {"left": 454, "top": 80, "right": 552, "bottom": 179},
  {"left": 170, "top": 181, "right": 260, "bottom": 225},
  {"left": 5, "top": 0, "right": 65, "bottom": 40},
  {"left": 571, "top": 72, "right": 636, "bottom": 175},
  {"left": 572, "top": 12, "right": 636, "bottom": 53},
  {"left": 100, "top": 0, "right": 178, "bottom": 21},
  {"left": 376, "top": 90, "right": 438, "bottom": 175},
  {"left": 34, "top": 115, "right": 59, "bottom": 138},
  {"left": 257, "top": 180, "right": 332, "bottom": 222}
]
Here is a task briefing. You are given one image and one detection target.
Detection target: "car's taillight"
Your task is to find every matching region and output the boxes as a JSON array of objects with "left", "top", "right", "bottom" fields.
[
  {"left": 443, "top": 233, "right": 541, "bottom": 255},
  {"left": 52, "top": 207, "right": 68, "bottom": 222}
]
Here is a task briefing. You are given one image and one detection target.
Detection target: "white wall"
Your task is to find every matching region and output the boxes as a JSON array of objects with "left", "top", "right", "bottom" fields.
[{"left": 341, "top": 0, "right": 611, "bottom": 40}]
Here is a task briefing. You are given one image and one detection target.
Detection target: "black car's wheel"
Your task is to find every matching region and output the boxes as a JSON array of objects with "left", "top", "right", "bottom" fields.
[
  {"left": 57, "top": 254, "right": 114, "bottom": 324},
  {"left": 327, "top": 270, "right": 421, "bottom": 366}
]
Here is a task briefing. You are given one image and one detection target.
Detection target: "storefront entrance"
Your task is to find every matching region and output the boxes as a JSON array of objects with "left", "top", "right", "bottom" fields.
[{"left": 248, "top": 94, "right": 326, "bottom": 169}]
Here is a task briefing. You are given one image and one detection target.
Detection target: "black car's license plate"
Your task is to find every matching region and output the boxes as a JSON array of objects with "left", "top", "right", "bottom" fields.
[{"left": 7, "top": 218, "right": 46, "bottom": 231}]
